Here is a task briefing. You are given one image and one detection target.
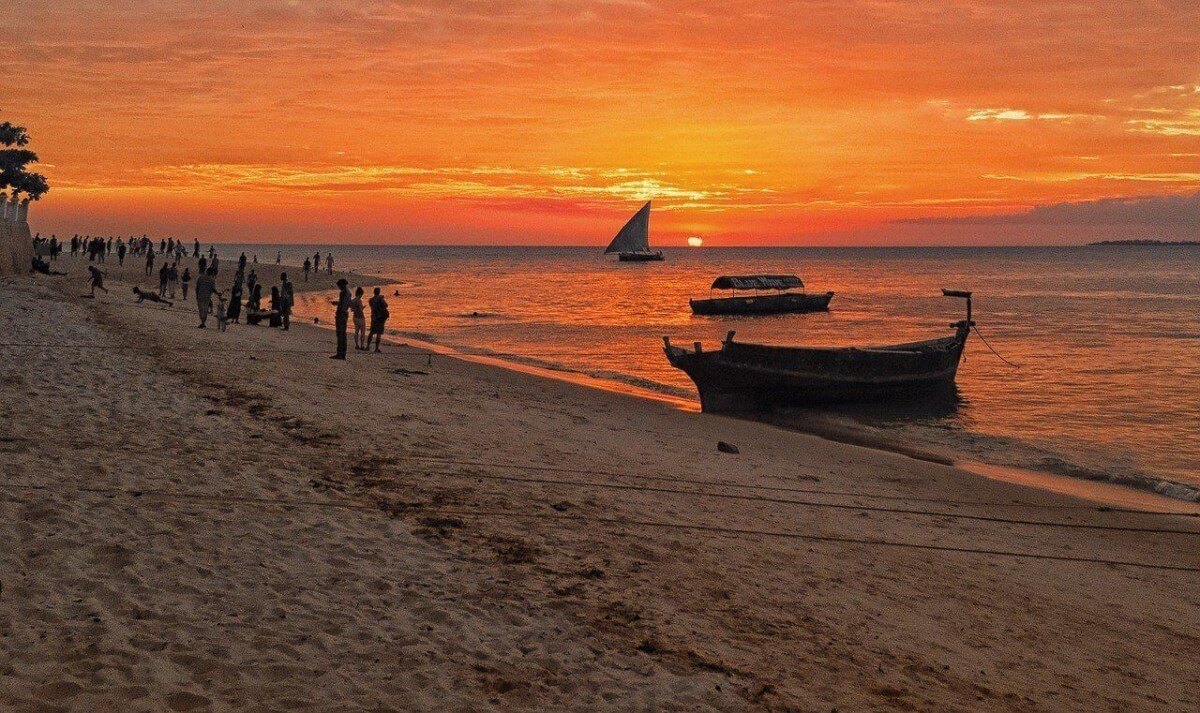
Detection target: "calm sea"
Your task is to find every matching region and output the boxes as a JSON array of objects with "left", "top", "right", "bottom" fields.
[{"left": 246, "top": 244, "right": 1199, "bottom": 500}]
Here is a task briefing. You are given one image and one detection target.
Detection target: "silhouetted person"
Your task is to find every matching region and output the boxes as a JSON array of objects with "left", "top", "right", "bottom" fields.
[
  {"left": 181, "top": 267, "right": 192, "bottom": 300},
  {"left": 227, "top": 281, "right": 243, "bottom": 324},
  {"left": 117, "top": 241, "right": 126, "bottom": 265},
  {"left": 302, "top": 257, "right": 311, "bottom": 282},
  {"left": 368, "top": 288, "right": 389, "bottom": 352},
  {"left": 87, "top": 266, "right": 108, "bottom": 296},
  {"left": 280, "top": 273, "right": 294, "bottom": 330},
  {"left": 351, "top": 286, "right": 366, "bottom": 349},
  {"left": 326, "top": 252, "right": 334, "bottom": 275},
  {"left": 331, "top": 279, "right": 351, "bottom": 359},
  {"left": 195, "top": 267, "right": 216, "bottom": 328},
  {"left": 270, "top": 286, "right": 283, "bottom": 328},
  {"left": 145, "top": 247, "right": 155, "bottom": 276},
  {"left": 133, "top": 286, "right": 172, "bottom": 307},
  {"left": 31, "top": 257, "right": 67, "bottom": 276},
  {"left": 158, "top": 263, "right": 170, "bottom": 297},
  {"left": 193, "top": 238, "right": 200, "bottom": 258}
]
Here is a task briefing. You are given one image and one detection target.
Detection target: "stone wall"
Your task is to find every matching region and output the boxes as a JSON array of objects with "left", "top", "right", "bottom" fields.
[{"left": 0, "top": 218, "right": 34, "bottom": 277}]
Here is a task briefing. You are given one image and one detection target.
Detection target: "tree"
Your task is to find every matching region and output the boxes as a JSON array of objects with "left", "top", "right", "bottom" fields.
[{"left": 0, "top": 112, "right": 49, "bottom": 202}]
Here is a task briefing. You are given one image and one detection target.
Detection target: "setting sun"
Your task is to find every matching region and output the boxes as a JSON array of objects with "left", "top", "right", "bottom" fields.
[{"left": 687, "top": 236, "right": 704, "bottom": 247}]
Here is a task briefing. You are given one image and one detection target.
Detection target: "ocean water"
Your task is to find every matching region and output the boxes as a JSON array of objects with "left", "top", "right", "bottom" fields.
[{"left": 260, "top": 244, "right": 1200, "bottom": 500}]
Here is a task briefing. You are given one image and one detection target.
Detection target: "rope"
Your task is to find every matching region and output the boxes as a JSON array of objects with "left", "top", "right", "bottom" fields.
[
  {"left": 407, "top": 466, "right": 1200, "bottom": 535},
  {"left": 403, "top": 455, "right": 1197, "bottom": 517},
  {"left": 2, "top": 483, "right": 1194, "bottom": 573},
  {"left": 972, "top": 325, "right": 1019, "bottom": 368}
]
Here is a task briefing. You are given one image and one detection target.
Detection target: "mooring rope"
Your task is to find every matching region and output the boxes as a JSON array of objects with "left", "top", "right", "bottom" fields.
[{"left": 972, "top": 324, "right": 1019, "bottom": 368}]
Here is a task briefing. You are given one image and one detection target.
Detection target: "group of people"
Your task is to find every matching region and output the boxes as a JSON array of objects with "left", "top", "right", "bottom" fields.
[
  {"left": 33, "top": 233, "right": 386, "bottom": 359},
  {"left": 329, "top": 280, "right": 389, "bottom": 358}
]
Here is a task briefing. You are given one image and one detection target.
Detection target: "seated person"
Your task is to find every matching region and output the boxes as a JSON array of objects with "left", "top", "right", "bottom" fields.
[{"left": 31, "top": 257, "right": 68, "bottom": 276}]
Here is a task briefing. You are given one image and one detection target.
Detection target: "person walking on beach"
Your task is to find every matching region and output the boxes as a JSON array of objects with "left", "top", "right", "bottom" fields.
[
  {"left": 86, "top": 266, "right": 108, "bottom": 297},
  {"left": 367, "top": 287, "right": 388, "bottom": 353},
  {"left": 158, "top": 262, "right": 170, "bottom": 297},
  {"left": 193, "top": 238, "right": 200, "bottom": 258},
  {"left": 276, "top": 251, "right": 281, "bottom": 265},
  {"left": 145, "top": 246, "right": 155, "bottom": 277},
  {"left": 350, "top": 286, "right": 366, "bottom": 350},
  {"left": 279, "top": 273, "right": 294, "bottom": 330},
  {"left": 181, "top": 266, "right": 191, "bottom": 300},
  {"left": 238, "top": 252, "right": 247, "bottom": 273},
  {"left": 303, "top": 257, "right": 311, "bottom": 282},
  {"left": 195, "top": 267, "right": 216, "bottom": 328},
  {"left": 247, "top": 268, "right": 257, "bottom": 297},
  {"left": 313, "top": 252, "right": 321, "bottom": 276},
  {"left": 211, "top": 253, "right": 220, "bottom": 276},
  {"left": 331, "top": 279, "right": 351, "bottom": 359},
  {"left": 117, "top": 240, "right": 126, "bottom": 266},
  {"left": 326, "top": 252, "right": 334, "bottom": 275},
  {"left": 168, "top": 262, "right": 179, "bottom": 299}
]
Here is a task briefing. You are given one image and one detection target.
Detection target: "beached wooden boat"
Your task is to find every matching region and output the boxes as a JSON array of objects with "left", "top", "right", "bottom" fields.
[
  {"left": 689, "top": 275, "right": 833, "bottom": 315},
  {"left": 605, "top": 201, "right": 664, "bottom": 262},
  {"left": 664, "top": 290, "right": 973, "bottom": 412}
]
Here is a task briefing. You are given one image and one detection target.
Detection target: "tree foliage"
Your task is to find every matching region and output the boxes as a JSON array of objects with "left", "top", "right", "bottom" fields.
[{"left": 0, "top": 112, "right": 48, "bottom": 200}]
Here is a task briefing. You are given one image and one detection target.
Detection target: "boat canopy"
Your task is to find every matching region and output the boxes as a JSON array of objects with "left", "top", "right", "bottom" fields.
[
  {"left": 711, "top": 275, "right": 804, "bottom": 291},
  {"left": 605, "top": 201, "right": 652, "bottom": 254}
]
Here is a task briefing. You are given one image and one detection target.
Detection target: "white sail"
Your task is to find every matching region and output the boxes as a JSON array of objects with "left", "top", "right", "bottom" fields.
[{"left": 604, "top": 201, "right": 652, "bottom": 254}]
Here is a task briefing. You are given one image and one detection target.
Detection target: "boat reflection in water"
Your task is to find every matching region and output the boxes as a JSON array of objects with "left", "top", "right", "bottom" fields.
[{"left": 664, "top": 290, "right": 973, "bottom": 412}]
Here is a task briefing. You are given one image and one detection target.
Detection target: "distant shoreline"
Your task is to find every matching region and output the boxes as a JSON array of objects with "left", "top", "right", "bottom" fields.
[{"left": 1088, "top": 239, "right": 1200, "bottom": 246}]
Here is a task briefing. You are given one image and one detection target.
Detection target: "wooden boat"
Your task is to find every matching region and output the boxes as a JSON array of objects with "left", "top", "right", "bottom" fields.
[
  {"left": 664, "top": 290, "right": 974, "bottom": 412},
  {"left": 605, "top": 201, "right": 664, "bottom": 262},
  {"left": 689, "top": 275, "right": 833, "bottom": 315}
]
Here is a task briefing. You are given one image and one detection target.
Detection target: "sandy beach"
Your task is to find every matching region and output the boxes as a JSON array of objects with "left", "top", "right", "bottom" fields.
[{"left": 2, "top": 255, "right": 1199, "bottom": 711}]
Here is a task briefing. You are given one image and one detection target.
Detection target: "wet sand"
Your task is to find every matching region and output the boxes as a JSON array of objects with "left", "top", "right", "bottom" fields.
[{"left": 2, "top": 254, "right": 1199, "bottom": 711}]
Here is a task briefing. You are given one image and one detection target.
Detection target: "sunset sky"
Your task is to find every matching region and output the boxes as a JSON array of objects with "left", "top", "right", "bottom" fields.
[{"left": 2, "top": 1, "right": 1198, "bottom": 245}]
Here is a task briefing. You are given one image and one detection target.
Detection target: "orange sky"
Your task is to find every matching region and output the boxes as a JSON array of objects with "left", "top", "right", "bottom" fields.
[{"left": 2, "top": 1, "right": 1198, "bottom": 245}]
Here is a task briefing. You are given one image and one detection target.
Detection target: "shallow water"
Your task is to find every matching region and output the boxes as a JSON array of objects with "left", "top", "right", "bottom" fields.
[{"left": 242, "top": 244, "right": 1199, "bottom": 500}]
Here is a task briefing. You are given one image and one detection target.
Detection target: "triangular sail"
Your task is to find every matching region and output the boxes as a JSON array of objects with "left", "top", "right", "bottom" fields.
[{"left": 604, "top": 201, "right": 652, "bottom": 254}]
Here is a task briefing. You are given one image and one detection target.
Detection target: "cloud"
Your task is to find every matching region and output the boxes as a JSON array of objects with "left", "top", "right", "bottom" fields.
[{"left": 900, "top": 192, "right": 1200, "bottom": 226}]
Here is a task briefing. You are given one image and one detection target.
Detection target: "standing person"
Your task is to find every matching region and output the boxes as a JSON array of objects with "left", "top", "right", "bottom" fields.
[
  {"left": 211, "top": 253, "right": 220, "bottom": 276},
  {"left": 350, "top": 286, "right": 366, "bottom": 350},
  {"left": 195, "top": 267, "right": 216, "bottom": 328},
  {"left": 325, "top": 252, "right": 334, "bottom": 275},
  {"left": 238, "top": 252, "right": 247, "bottom": 272},
  {"left": 269, "top": 286, "right": 283, "bottom": 328},
  {"left": 331, "top": 279, "right": 351, "bottom": 359},
  {"left": 279, "top": 272, "right": 294, "bottom": 330},
  {"left": 193, "top": 238, "right": 200, "bottom": 258},
  {"left": 70, "top": 235, "right": 79, "bottom": 256},
  {"left": 158, "top": 262, "right": 170, "bottom": 297},
  {"left": 227, "top": 280, "right": 243, "bottom": 324},
  {"left": 168, "top": 262, "right": 179, "bottom": 299},
  {"left": 302, "top": 257, "right": 311, "bottom": 282},
  {"left": 367, "top": 287, "right": 389, "bottom": 353},
  {"left": 86, "top": 266, "right": 108, "bottom": 297},
  {"left": 313, "top": 252, "right": 321, "bottom": 276},
  {"left": 276, "top": 251, "right": 281, "bottom": 265},
  {"left": 145, "top": 246, "right": 155, "bottom": 276},
  {"left": 181, "top": 266, "right": 192, "bottom": 300},
  {"left": 117, "top": 240, "right": 126, "bottom": 265},
  {"left": 245, "top": 284, "right": 263, "bottom": 325},
  {"left": 247, "top": 268, "right": 257, "bottom": 297},
  {"left": 49, "top": 236, "right": 59, "bottom": 261}
]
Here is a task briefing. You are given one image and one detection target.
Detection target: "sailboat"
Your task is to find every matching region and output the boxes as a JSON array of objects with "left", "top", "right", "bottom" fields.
[{"left": 605, "top": 201, "right": 664, "bottom": 261}]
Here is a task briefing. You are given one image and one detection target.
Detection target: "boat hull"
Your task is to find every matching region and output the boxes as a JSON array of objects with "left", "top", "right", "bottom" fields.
[
  {"left": 617, "top": 251, "right": 665, "bottom": 262},
  {"left": 690, "top": 291, "right": 833, "bottom": 316},
  {"left": 664, "top": 326, "right": 969, "bottom": 412}
]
